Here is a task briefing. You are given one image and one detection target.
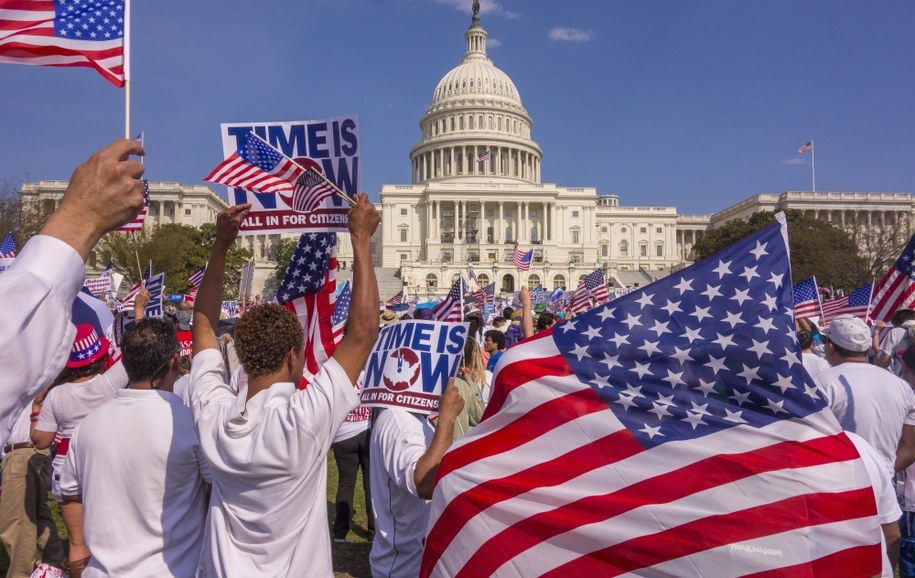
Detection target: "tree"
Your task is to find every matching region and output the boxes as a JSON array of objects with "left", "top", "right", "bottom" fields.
[
  {"left": 99, "top": 224, "right": 252, "bottom": 298},
  {"left": 273, "top": 236, "right": 298, "bottom": 283},
  {"left": 693, "top": 210, "right": 866, "bottom": 290}
]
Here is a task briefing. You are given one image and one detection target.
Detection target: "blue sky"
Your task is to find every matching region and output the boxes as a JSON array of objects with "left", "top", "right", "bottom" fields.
[{"left": 2, "top": 0, "right": 913, "bottom": 215}]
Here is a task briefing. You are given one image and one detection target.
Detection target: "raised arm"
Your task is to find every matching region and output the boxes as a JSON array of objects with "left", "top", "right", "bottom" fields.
[
  {"left": 332, "top": 194, "right": 381, "bottom": 383},
  {"left": 193, "top": 205, "right": 250, "bottom": 357}
]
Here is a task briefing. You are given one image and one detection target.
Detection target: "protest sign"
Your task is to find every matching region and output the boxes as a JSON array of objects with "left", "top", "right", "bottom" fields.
[
  {"left": 217, "top": 116, "right": 359, "bottom": 235},
  {"left": 0, "top": 257, "right": 14, "bottom": 273},
  {"left": 361, "top": 320, "right": 468, "bottom": 415},
  {"left": 177, "top": 330, "right": 193, "bottom": 357},
  {"left": 144, "top": 272, "right": 165, "bottom": 318}
]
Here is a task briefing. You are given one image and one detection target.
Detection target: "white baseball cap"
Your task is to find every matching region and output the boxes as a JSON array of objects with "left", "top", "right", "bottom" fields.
[{"left": 824, "top": 314, "right": 871, "bottom": 352}]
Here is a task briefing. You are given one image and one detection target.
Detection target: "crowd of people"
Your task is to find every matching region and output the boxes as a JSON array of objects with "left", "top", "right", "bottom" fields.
[{"left": 1, "top": 139, "right": 915, "bottom": 577}]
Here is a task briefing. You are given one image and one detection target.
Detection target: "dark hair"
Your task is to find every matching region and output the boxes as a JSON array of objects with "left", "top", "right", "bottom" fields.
[
  {"left": 502, "top": 307, "right": 514, "bottom": 319},
  {"left": 535, "top": 312, "right": 557, "bottom": 332},
  {"left": 467, "top": 316, "right": 483, "bottom": 343},
  {"left": 52, "top": 356, "right": 108, "bottom": 387},
  {"left": 891, "top": 309, "right": 915, "bottom": 327},
  {"left": 484, "top": 329, "right": 505, "bottom": 350},
  {"left": 121, "top": 318, "right": 179, "bottom": 384},
  {"left": 825, "top": 337, "right": 862, "bottom": 359},
  {"left": 235, "top": 304, "right": 304, "bottom": 378}
]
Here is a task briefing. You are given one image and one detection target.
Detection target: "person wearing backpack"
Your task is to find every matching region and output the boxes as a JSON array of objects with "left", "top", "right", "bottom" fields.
[{"left": 876, "top": 309, "right": 915, "bottom": 377}]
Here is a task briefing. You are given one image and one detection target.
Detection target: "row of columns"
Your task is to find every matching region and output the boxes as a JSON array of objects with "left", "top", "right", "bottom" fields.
[
  {"left": 424, "top": 200, "right": 556, "bottom": 243},
  {"left": 803, "top": 209, "right": 912, "bottom": 229},
  {"left": 413, "top": 145, "right": 540, "bottom": 183}
]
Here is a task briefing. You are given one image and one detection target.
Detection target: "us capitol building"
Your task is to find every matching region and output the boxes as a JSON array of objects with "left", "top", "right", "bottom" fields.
[{"left": 18, "top": 6, "right": 913, "bottom": 299}]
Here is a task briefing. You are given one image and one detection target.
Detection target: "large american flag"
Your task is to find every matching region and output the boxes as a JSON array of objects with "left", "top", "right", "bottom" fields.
[
  {"left": 276, "top": 232, "right": 338, "bottom": 380},
  {"left": 422, "top": 217, "right": 882, "bottom": 577},
  {"left": 870, "top": 232, "right": 915, "bottom": 322},
  {"left": 0, "top": 232, "right": 16, "bottom": 257},
  {"left": 0, "top": 0, "right": 125, "bottom": 87},
  {"left": 821, "top": 283, "right": 873, "bottom": 325},
  {"left": 204, "top": 132, "right": 303, "bottom": 194},
  {"left": 292, "top": 168, "right": 336, "bottom": 213},
  {"left": 792, "top": 276, "right": 821, "bottom": 320},
  {"left": 432, "top": 277, "right": 465, "bottom": 322},
  {"left": 331, "top": 280, "right": 351, "bottom": 345},
  {"left": 512, "top": 241, "right": 532, "bottom": 271},
  {"left": 116, "top": 179, "right": 148, "bottom": 232}
]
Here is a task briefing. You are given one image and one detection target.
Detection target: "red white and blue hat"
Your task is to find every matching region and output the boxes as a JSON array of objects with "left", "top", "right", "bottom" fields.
[{"left": 67, "top": 323, "right": 110, "bottom": 368}]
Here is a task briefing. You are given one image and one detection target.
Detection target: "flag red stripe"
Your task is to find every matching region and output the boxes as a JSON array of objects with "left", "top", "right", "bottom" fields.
[
  {"left": 540, "top": 488, "right": 877, "bottom": 578},
  {"left": 483, "top": 348, "right": 570, "bottom": 418},
  {"left": 742, "top": 544, "right": 882, "bottom": 578},
  {"left": 0, "top": 1, "right": 54, "bottom": 10},
  {"left": 422, "top": 428, "right": 638, "bottom": 577},
  {"left": 446, "top": 433, "right": 863, "bottom": 577}
]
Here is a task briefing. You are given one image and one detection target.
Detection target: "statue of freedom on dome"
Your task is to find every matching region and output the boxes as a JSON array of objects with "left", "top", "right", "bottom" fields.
[{"left": 472, "top": 0, "right": 480, "bottom": 16}]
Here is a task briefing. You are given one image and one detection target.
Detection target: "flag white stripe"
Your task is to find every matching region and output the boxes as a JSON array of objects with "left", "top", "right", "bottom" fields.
[
  {"left": 0, "top": 9, "right": 53, "bottom": 22},
  {"left": 493, "top": 459, "right": 874, "bottom": 576}
]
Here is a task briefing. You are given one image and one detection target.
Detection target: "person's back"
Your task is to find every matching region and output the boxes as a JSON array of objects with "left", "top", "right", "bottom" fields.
[
  {"left": 61, "top": 389, "right": 208, "bottom": 576},
  {"left": 189, "top": 199, "right": 380, "bottom": 577}
]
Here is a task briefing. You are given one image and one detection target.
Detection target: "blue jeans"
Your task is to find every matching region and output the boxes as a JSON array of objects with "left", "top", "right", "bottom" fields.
[{"left": 902, "top": 511, "right": 915, "bottom": 578}]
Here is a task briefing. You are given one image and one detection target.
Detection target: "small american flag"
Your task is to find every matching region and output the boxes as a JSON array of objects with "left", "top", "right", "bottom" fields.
[
  {"left": 187, "top": 266, "right": 206, "bottom": 289},
  {"left": 798, "top": 141, "right": 812, "bottom": 154},
  {"left": 467, "top": 267, "right": 477, "bottom": 282},
  {"left": 292, "top": 168, "right": 337, "bottom": 213},
  {"left": 792, "top": 277, "right": 821, "bottom": 320},
  {"left": 205, "top": 132, "right": 303, "bottom": 194},
  {"left": 821, "top": 284, "right": 873, "bottom": 324},
  {"left": 432, "top": 277, "right": 466, "bottom": 322},
  {"left": 0, "top": 0, "right": 126, "bottom": 87},
  {"left": 332, "top": 280, "right": 351, "bottom": 345},
  {"left": 869, "top": 232, "right": 915, "bottom": 322},
  {"left": 477, "top": 150, "right": 491, "bottom": 162},
  {"left": 469, "top": 282, "right": 495, "bottom": 308},
  {"left": 0, "top": 232, "right": 16, "bottom": 258},
  {"left": 386, "top": 289, "right": 404, "bottom": 307},
  {"left": 421, "top": 216, "right": 882, "bottom": 577},
  {"left": 116, "top": 180, "right": 148, "bottom": 232},
  {"left": 276, "top": 232, "right": 338, "bottom": 380},
  {"left": 579, "top": 268, "right": 610, "bottom": 306},
  {"left": 570, "top": 281, "right": 592, "bottom": 314},
  {"left": 512, "top": 241, "right": 533, "bottom": 271}
]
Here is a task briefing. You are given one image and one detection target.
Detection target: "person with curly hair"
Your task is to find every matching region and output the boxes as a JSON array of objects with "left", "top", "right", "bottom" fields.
[{"left": 189, "top": 196, "right": 380, "bottom": 577}]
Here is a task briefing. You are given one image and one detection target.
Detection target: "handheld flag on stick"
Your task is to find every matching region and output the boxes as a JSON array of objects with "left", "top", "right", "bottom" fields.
[
  {"left": 512, "top": 241, "right": 533, "bottom": 271},
  {"left": 792, "top": 277, "right": 822, "bottom": 320},
  {"left": 869, "top": 232, "right": 915, "bottom": 322},
  {"left": 0, "top": 232, "right": 16, "bottom": 258},
  {"left": 821, "top": 283, "right": 873, "bottom": 324},
  {"left": 0, "top": 0, "right": 127, "bottom": 87},
  {"left": 432, "top": 277, "right": 466, "bottom": 322}
]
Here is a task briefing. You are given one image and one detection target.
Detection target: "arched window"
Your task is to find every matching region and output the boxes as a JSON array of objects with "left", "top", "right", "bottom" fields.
[
  {"left": 530, "top": 227, "right": 538, "bottom": 243},
  {"left": 452, "top": 273, "right": 461, "bottom": 284},
  {"left": 601, "top": 244, "right": 608, "bottom": 257},
  {"left": 469, "top": 116, "right": 474, "bottom": 130},
  {"left": 578, "top": 274, "right": 588, "bottom": 284},
  {"left": 501, "top": 274, "right": 515, "bottom": 293},
  {"left": 487, "top": 226, "right": 494, "bottom": 243},
  {"left": 425, "top": 273, "right": 438, "bottom": 287},
  {"left": 620, "top": 240, "right": 629, "bottom": 256},
  {"left": 553, "top": 275, "right": 566, "bottom": 290},
  {"left": 505, "top": 227, "right": 513, "bottom": 243},
  {"left": 477, "top": 273, "right": 490, "bottom": 286},
  {"left": 527, "top": 274, "right": 541, "bottom": 291}
]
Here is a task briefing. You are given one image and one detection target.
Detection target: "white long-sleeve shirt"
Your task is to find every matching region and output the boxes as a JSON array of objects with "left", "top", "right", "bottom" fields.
[{"left": 0, "top": 235, "right": 84, "bottom": 447}]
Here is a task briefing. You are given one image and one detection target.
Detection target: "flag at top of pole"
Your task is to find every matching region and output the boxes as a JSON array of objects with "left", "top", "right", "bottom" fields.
[
  {"left": 797, "top": 139, "right": 815, "bottom": 192},
  {"left": 0, "top": 0, "right": 127, "bottom": 87}
]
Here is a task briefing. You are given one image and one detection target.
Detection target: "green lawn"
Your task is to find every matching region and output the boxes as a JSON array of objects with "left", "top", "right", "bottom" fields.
[{"left": 0, "top": 452, "right": 372, "bottom": 577}]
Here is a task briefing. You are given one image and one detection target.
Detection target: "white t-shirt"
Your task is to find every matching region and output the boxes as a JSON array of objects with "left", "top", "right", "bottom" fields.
[
  {"left": 334, "top": 374, "right": 370, "bottom": 444},
  {"left": 59, "top": 389, "right": 210, "bottom": 578},
  {"left": 0, "top": 235, "right": 85, "bottom": 448},
  {"left": 815, "top": 362, "right": 915, "bottom": 474},
  {"left": 801, "top": 351, "right": 831, "bottom": 379},
  {"left": 879, "top": 326, "right": 909, "bottom": 376},
  {"left": 189, "top": 348, "right": 358, "bottom": 578},
  {"left": 35, "top": 360, "right": 128, "bottom": 498},
  {"left": 846, "top": 432, "right": 902, "bottom": 578},
  {"left": 369, "top": 408, "right": 434, "bottom": 578}
]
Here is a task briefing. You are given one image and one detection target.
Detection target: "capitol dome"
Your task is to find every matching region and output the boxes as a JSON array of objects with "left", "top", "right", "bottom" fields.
[{"left": 409, "top": 9, "right": 543, "bottom": 186}]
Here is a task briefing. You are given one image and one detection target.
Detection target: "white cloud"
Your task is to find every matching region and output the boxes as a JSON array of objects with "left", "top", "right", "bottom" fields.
[
  {"left": 548, "top": 27, "right": 592, "bottom": 42},
  {"left": 782, "top": 158, "right": 807, "bottom": 166},
  {"left": 487, "top": 38, "right": 502, "bottom": 48}
]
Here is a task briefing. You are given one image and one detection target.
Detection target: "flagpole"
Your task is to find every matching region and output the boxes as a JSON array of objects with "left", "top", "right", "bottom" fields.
[
  {"left": 810, "top": 138, "right": 816, "bottom": 193},
  {"left": 123, "top": 0, "right": 131, "bottom": 139}
]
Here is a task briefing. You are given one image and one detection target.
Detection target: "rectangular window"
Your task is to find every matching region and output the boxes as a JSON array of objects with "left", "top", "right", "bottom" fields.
[
  {"left": 572, "top": 210, "right": 580, "bottom": 218},
  {"left": 656, "top": 244, "right": 663, "bottom": 257},
  {"left": 400, "top": 229, "right": 408, "bottom": 242},
  {"left": 640, "top": 227, "right": 647, "bottom": 234},
  {"left": 656, "top": 227, "right": 663, "bottom": 234},
  {"left": 572, "top": 230, "right": 580, "bottom": 244},
  {"left": 485, "top": 208, "right": 494, "bottom": 217},
  {"left": 505, "top": 209, "right": 513, "bottom": 218},
  {"left": 184, "top": 208, "right": 192, "bottom": 216},
  {"left": 640, "top": 245, "right": 648, "bottom": 257},
  {"left": 601, "top": 226, "right": 608, "bottom": 233},
  {"left": 601, "top": 245, "right": 608, "bottom": 257},
  {"left": 400, "top": 253, "right": 408, "bottom": 260},
  {"left": 400, "top": 208, "right": 408, "bottom": 216}
]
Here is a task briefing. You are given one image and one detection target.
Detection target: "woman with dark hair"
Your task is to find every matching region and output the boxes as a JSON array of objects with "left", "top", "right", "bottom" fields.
[{"left": 797, "top": 318, "right": 830, "bottom": 378}]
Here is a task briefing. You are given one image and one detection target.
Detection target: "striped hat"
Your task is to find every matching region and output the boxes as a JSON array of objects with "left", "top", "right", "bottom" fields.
[{"left": 67, "top": 324, "right": 111, "bottom": 368}]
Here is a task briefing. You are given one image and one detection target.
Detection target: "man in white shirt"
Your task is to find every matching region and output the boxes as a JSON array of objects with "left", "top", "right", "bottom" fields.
[
  {"left": 0, "top": 139, "right": 145, "bottom": 446},
  {"left": 815, "top": 314, "right": 915, "bottom": 475},
  {"left": 59, "top": 317, "right": 210, "bottom": 577},
  {"left": 189, "top": 196, "right": 380, "bottom": 577},
  {"left": 369, "top": 381, "right": 464, "bottom": 578}
]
